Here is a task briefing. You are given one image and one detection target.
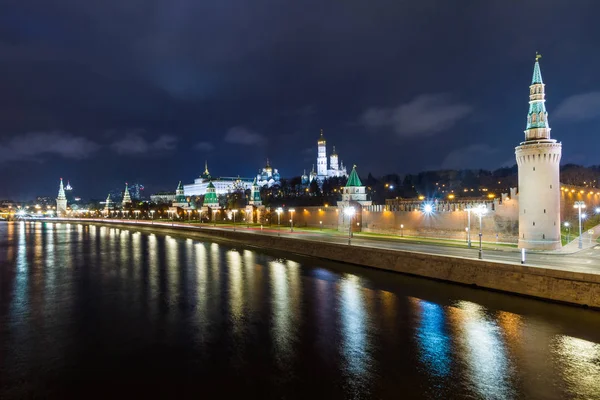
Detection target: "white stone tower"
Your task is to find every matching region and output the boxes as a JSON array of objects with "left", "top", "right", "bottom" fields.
[
  {"left": 56, "top": 178, "right": 67, "bottom": 216},
  {"left": 515, "top": 54, "right": 562, "bottom": 250},
  {"left": 317, "top": 129, "right": 327, "bottom": 179},
  {"left": 122, "top": 182, "right": 132, "bottom": 206},
  {"left": 330, "top": 146, "right": 339, "bottom": 171}
]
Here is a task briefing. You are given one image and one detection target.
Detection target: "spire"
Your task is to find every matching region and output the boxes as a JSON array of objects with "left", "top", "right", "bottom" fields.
[
  {"left": 331, "top": 146, "right": 337, "bottom": 156},
  {"left": 122, "top": 182, "right": 132, "bottom": 205},
  {"left": 57, "top": 178, "right": 66, "bottom": 200},
  {"left": 524, "top": 53, "right": 551, "bottom": 141},
  {"left": 204, "top": 160, "right": 209, "bottom": 175},
  {"left": 105, "top": 193, "right": 112, "bottom": 210},
  {"left": 345, "top": 165, "right": 363, "bottom": 187},
  {"left": 532, "top": 52, "right": 543, "bottom": 84}
]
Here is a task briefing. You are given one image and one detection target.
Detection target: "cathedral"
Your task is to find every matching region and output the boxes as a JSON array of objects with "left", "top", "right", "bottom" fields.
[{"left": 314, "top": 130, "right": 347, "bottom": 183}]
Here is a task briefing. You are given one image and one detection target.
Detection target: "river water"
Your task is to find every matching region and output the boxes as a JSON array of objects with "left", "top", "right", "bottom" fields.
[{"left": 1, "top": 221, "right": 600, "bottom": 399}]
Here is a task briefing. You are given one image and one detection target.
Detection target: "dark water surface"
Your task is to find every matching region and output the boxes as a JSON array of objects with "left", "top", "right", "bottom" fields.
[{"left": 1, "top": 221, "right": 600, "bottom": 399}]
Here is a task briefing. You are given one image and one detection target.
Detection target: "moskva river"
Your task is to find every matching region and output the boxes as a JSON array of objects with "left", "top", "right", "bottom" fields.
[{"left": 1, "top": 221, "right": 600, "bottom": 399}]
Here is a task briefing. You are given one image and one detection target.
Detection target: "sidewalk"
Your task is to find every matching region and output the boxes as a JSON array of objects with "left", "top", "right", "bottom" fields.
[{"left": 559, "top": 223, "right": 600, "bottom": 253}]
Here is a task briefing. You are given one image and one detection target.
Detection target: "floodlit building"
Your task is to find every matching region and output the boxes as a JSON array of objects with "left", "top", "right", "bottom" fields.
[
  {"left": 56, "top": 178, "right": 67, "bottom": 216},
  {"left": 515, "top": 54, "right": 562, "bottom": 250}
]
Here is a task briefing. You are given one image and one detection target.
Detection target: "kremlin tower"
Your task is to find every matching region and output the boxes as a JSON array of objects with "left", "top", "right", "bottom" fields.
[
  {"left": 515, "top": 54, "right": 562, "bottom": 250},
  {"left": 56, "top": 178, "right": 67, "bottom": 216},
  {"left": 122, "top": 183, "right": 132, "bottom": 207}
]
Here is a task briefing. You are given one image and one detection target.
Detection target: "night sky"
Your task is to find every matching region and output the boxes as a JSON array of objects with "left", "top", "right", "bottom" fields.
[{"left": 1, "top": 0, "right": 599, "bottom": 200}]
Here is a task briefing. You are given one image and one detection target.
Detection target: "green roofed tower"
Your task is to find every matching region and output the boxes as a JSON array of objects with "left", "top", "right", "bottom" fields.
[
  {"left": 122, "top": 183, "right": 132, "bottom": 206},
  {"left": 250, "top": 178, "right": 262, "bottom": 206},
  {"left": 515, "top": 53, "right": 562, "bottom": 250},
  {"left": 203, "top": 181, "right": 219, "bottom": 208},
  {"left": 345, "top": 165, "right": 363, "bottom": 187},
  {"left": 525, "top": 52, "right": 550, "bottom": 137}
]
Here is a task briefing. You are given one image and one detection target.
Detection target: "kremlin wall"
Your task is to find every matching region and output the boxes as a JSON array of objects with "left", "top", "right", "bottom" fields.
[{"left": 281, "top": 186, "right": 600, "bottom": 244}]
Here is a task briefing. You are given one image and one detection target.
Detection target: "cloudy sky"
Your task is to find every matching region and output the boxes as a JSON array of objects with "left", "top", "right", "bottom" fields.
[{"left": 1, "top": 0, "right": 599, "bottom": 199}]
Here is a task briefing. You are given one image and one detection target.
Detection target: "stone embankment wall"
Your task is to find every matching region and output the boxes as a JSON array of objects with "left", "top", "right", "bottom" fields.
[{"left": 71, "top": 220, "right": 600, "bottom": 309}]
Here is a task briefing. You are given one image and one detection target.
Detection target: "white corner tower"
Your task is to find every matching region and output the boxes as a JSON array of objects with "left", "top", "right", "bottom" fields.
[
  {"left": 317, "top": 129, "right": 327, "bottom": 179},
  {"left": 515, "top": 54, "right": 562, "bottom": 250},
  {"left": 56, "top": 178, "right": 67, "bottom": 216}
]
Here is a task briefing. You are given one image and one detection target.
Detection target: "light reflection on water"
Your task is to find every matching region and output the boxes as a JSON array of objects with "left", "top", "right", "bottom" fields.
[{"left": 1, "top": 221, "right": 600, "bottom": 399}]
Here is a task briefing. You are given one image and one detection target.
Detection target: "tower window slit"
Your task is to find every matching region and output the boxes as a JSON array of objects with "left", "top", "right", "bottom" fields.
[
  {"left": 533, "top": 222, "right": 535, "bottom": 226},
  {"left": 544, "top": 209, "right": 546, "bottom": 213}
]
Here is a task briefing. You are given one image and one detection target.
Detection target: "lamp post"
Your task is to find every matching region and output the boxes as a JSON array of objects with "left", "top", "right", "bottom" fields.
[
  {"left": 574, "top": 201, "right": 586, "bottom": 249},
  {"left": 187, "top": 209, "right": 192, "bottom": 221},
  {"left": 344, "top": 206, "right": 355, "bottom": 245},
  {"left": 564, "top": 222, "right": 570, "bottom": 243},
  {"left": 319, "top": 220, "right": 322, "bottom": 231},
  {"left": 150, "top": 210, "right": 155, "bottom": 220},
  {"left": 276, "top": 207, "right": 283, "bottom": 236},
  {"left": 400, "top": 223, "right": 404, "bottom": 237},
  {"left": 232, "top": 209, "right": 238, "bottom": 231},
  {"left": 134, "top": 210, "right": 140, "bottom": 220},
  {"left": 212, "top": 209, "right": 218, "bottom": 226},
  {"left": 466, "top": 206, "right": 472, "bottom": 248},
  {"left": 473, "top": 204, "right": 487, "bottom": 259},
  {"left": 289, "top": 209, "right": 295, "bottom": 232}
]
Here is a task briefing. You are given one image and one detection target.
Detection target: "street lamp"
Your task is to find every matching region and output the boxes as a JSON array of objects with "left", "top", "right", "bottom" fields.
[
  {"left": 564, "top": 222, "right": 570, "bottom": 243},
  {"left": 212, "top": 208, "right": 218, "bottom": 226},
  {"left": 473, "top": 204, "right": 487, "bottom": 259},
  {"left": 319, "top": 220, "right": 323, "bottom": 231},
  {"left": 276, "top": 207, "right": 283, "bottom": 236},
  {"left": 289, "top": 209, "right": 295, "bottom": 232},
  {"left": 465, "top": 206, "right": 472, "bottom": 248},
  {"left": 150, "top": 210, "right": 155, "bottom": 220},
  {"left": 344, "top": 206, "right": 355, "bottom": 245},
  {"left": 187, "top": 209, "right": 192, "bottom": 221},
  {"left": 134, "top": 210, "right": 140, "bottom": 219},
  {"left": 574, "top": 201, "right": 586, "bottom": 249},
  {"left": 400, "top": 223, "right": 404, "bottom": 237},
  {"left": 232, "top": 209, "right": 238, "bottom": 231}
]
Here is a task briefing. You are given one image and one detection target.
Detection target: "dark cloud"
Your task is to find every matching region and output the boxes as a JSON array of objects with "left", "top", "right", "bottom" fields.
[
  {"left": 0, "top": 131, "right": 100, "bottom": 162},
  {"left": 554, "top": 92, "right": 600, "bottom": 122},
  {"left": 440, "top": 144, "right": 498, "bottom": 170},
  {"left": 361, "top": 94, "right": 472, "bottom": 138},
  {"left": 111, "top": 131, "right": 177, "bottom": 155}
]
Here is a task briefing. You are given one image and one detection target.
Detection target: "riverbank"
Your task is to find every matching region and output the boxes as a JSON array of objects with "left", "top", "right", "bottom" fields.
[{"left": 53, "top": 218, "right": 600, "bottom": 309}]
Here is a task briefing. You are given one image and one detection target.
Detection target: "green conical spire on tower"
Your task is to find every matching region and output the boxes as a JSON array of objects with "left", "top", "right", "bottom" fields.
[
  {"left": 525, "top": 53, "right": 551, "bottom": 136},
  {"left": 57, "top": 178, "right": 66, "bottom": 200},
  {"left": 122, "top": 182, "right": 132, "bottom": 205},
  {"left": 175, "top": 181, "right": 186, "bottom": 204},
  {"left": 250, "top": 177, "right": 261, "bottom": 205},
  {"left": 345, "top": 165, "right": 363, "bottom": 187},
  {"left": 531, "top": 52, "right": 543, "bottom": 84},
  {"left": 203, "top": 181, "right": 219, "bottom": 208}
]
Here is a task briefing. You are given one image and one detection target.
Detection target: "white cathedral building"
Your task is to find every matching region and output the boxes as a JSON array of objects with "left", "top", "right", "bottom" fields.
[{"left": 315, "top": 129, "right": 347, "bottom": 182}]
